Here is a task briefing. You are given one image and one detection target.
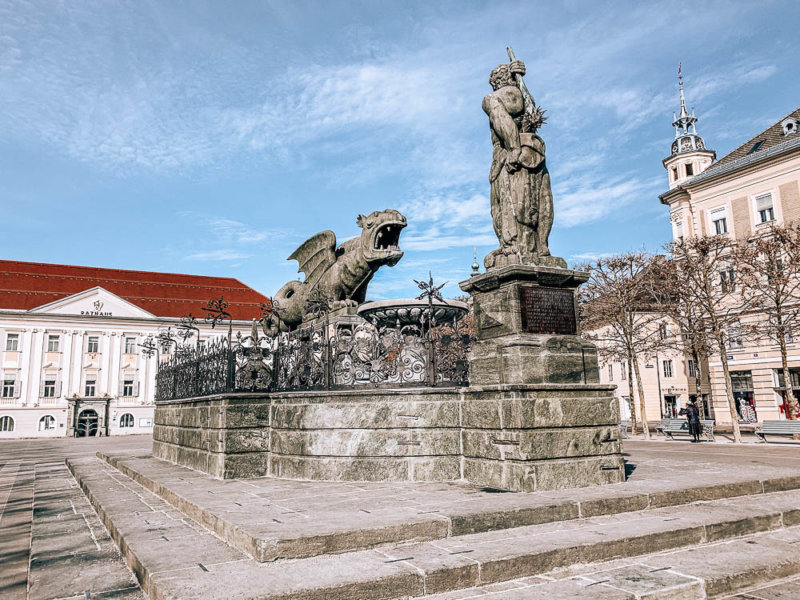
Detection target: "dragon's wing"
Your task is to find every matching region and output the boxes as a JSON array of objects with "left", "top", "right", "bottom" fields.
[{"left": 287, "top": 230, "right": 337, "bottom": 288}]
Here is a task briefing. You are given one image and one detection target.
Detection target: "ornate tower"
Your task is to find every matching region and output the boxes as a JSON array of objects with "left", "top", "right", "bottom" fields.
[{"left": 663, "top": 63, "right": 715, "bottom": 189}]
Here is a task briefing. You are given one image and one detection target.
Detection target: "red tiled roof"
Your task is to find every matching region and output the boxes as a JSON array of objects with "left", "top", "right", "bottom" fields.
[{"left": 0, "top": 260, "right": 269, "bottom": 320}]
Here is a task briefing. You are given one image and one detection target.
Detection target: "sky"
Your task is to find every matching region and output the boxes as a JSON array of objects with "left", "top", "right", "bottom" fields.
[{"left": 2, "top": 0, "right": 799, "bottom": 301}]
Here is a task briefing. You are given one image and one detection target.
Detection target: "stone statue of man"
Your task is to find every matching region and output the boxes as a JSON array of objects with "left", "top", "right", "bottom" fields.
[{"left": 482, "top": 60, "right": 565, "bottom": 269}]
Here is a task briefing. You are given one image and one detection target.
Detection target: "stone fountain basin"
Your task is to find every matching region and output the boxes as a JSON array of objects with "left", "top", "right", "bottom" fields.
[{"left": 358, "top": 298, "right": 468, "bottom": 328}]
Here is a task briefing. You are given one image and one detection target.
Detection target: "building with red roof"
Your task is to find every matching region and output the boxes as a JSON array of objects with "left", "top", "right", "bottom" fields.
[
  {"left": 0, "top": 260, "right": 268, "bottom": 319},
  {"left": 0, "top": 261, "right": 269, "bottom": 439}
]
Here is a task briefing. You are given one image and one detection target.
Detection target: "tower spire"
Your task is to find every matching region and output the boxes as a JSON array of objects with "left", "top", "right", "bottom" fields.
[
  {"left": 663, "top": 61, "right": 715, "bottom": 189},
  {"left": 671, "top": 62, "right": 699, "bottom": 137},
  {"left": 678, "top": 62, "right": 688, "bottom": 118}
]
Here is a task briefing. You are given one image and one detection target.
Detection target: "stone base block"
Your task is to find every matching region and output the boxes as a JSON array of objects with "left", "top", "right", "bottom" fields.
[
  {"left": 463, "top": 454, "right": 626, "bottom": 493},
  {"left": 153, "top": 439, "right": 270, "bottom": 479},
  {"left": 469, "top": 335, "right": 599, "bottom": 386},
  {"left": 461, "top": 426, "right": 621, "bottom": 461},
  {"left": 270, "top": 455, "right": 461, "bottom": 482},
  {"left": 153, "top": 383, "right": 624, "bottom": 491}
]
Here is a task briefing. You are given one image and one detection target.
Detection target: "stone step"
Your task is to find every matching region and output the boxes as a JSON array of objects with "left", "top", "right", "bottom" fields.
[
  {"left": 97, "top": 451, "right": 800, "bottom": 562},
  {"left": 68, "top": 455, "right": 800, "bottom": 600},
  {"left": 419, "top": 525, "right": 800, "bottom": 599}
]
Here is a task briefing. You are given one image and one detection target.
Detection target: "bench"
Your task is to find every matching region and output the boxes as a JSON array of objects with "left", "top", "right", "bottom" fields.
[
  {"left": 663, "top": 419, "right": 715, "bottom": 442},
  {"left": 654, "top": 419, "right": 671, "bottom": 436},
  {"left": 619, "top": 420, "right": 630, "bottom": 439},
  {"left": 755, "top": 420, "right": 800, "bottom": 443}
]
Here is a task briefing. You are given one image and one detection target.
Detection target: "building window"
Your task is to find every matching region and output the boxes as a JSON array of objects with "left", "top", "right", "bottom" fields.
[
  {"left": 688, "top": 359, "right": 698, "bottom": 378},
  {"left": 659, "top": 323, "right": 669, "bottom": 340},
  {"left": 120, "top": 413, "right": 134, "bottom": 428},
  {"left": 38, "top": 415, "right": 56, "bottom": 431},
  {"left": 671, "top": 167, "right": 678, "bottom": 181},
  {"left": 124, "top": 337, "right": 136, "bottom": 354},
  {"left": 674, "top": 221, "right": 684, "bottom": 241},
  {"left": 47, "top": 334, "right": 60, "bottom": 352},
  {"left": 2, "top": 378, "right": 16, "bottom": 398},
  {"left": 122, "top": 380, "right": 134, "bottom": 397},
  {"left": 5, "top": 333, "right": 19, "bottom": 351},
  {"left": 84, "top": 380, "right": 96, "bottom": 397},
  {"left": 710, "top": 207, "right": 728, "bottom": 235},
  {"left": 728, "top": 321, "right": 744, "bottom": 349},
  {"left": 748, "top": 140, "right": 764, "bottom": 154},
  {"left": 607, "top": 364, "right": 613, "bottom": 381},
  {"left": 0, "top": 416, "right": 14, "bottom": 432},
  {"left": 720, "top": 267, "right": 736, "bottom": 293},
  {"left": 621, "top": 361, "right": 627, "bottom": 380},
  {"left": 42, "top": 379, "right": 56, "bottom": 398},
  {"left": 755, "top": 193, "right": 775, "bottom": 223},
  {"left": 685, "top": 162, "right": 694, "bottom": 177},
  {"left": 86, "top": 337, "right": 100, "bottom": 353},
  {"left": 663, "top": 360, "right": 674, "bottom": 378}
]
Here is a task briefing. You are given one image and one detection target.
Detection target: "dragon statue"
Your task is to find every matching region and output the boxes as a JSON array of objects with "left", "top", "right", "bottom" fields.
[{"left": 271, "top": 209, "right": 407, "bottom": 330}]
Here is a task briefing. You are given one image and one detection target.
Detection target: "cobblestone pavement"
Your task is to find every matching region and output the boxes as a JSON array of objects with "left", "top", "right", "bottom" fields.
[
  {"left": 1, "top": 435, "right": 799, "bottom": 599},
  {"left": 0, "top": 435, "right": 151, "bottom": 600}
]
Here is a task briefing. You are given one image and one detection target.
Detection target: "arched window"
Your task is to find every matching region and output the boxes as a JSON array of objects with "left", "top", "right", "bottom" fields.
[
  {"left": 119, "top": 413, "right": 134, "bottom": 428},
  {"left": 38, "top": 415, "right": 56, "bottom": 431},
  {"left": 0, "top": 415, "right": 14, "bottom": 432}
]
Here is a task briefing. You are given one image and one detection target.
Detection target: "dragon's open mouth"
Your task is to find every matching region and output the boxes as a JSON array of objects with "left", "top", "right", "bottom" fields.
[{"left": 374, "top": 222, "right": 403, "bottom": 251}]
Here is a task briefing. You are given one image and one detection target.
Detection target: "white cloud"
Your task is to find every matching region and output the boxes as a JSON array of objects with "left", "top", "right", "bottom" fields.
[
  {"left": 555, "top": 174, "right": 663, "bottom": 227},
  {"left": 185, "top": 249, "right": 250, "bottom": 261},
  {"left": 398, "top": 191, "right": 496, "bottom": 251}
]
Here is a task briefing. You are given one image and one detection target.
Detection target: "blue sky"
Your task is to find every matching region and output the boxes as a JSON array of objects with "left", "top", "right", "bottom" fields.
[{"left": 2, "top": 0, "right": 799, "bottom": 300}]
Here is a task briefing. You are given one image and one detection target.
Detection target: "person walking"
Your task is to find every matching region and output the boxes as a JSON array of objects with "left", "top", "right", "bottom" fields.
[{"left": 682, "top": 398, "right": 702, "bottom": 443}]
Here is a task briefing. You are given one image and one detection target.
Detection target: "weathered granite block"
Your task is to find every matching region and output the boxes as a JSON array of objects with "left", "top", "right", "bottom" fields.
[
  {"left": 223, "top": 402, "right": 270, "bottom": 428},
  {"left": 271, "top": 455, "right": 412, "bottom": 482},
  {"left": 463, "top": 454, "right": 625, "bottom": 492},
  {"left": 461, "top": 426, "right": 621, "bottom": 461},
  {"left": 222, "top": 452, "right": 270, "bottom": 479},
  {"left": 272, "top": 398, "right": 460, "bottom": 430},
  {"left": 469, "top": 336, "right": 599, "bottom": 386},
  {"left": 269, "top": 455, "right": 461, "bottom": 482},
  {"left": 215, "top": 429, "right": 270, "bottom": 454},
  {"left": 460, "top": 389, "right": 618, "bottom": 430},
  {"left": 271, "top": 428, "right": 460, "bottom": 457}
]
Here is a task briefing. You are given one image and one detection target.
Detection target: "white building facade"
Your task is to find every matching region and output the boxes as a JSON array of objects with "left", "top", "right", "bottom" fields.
[{"left": 0, "top": 262, "right": 268, "bottom": 439}]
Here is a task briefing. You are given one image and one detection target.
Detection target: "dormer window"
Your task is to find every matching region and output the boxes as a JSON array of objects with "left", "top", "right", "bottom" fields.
[
  {"left": 782, "top": 117, "right": 798, "bottom": 136},
  {"left": 748, "top": 140, "right": 764, "bottom": 154}
]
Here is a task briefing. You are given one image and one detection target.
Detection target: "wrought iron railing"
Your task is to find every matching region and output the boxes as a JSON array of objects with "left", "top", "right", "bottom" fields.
[{"left": 154, "top": 320, "right": 472, "bottom": 401}]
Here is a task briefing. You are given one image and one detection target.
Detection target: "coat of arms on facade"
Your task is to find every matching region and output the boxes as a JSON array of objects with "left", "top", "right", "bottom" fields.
[{"left": 93, "top": 300, "right": 104, "bottom": 312}]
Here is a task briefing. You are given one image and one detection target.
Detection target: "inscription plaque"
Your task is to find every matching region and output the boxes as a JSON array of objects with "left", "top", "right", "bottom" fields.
[{"left": 519, "top": 285, "right": 577, "bottom": 335}]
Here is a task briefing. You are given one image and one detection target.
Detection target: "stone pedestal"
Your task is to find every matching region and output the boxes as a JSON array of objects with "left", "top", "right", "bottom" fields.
[
  {"left": 460, "top": 265, "right": 599, "bottom": 386},
  {"left": 458, "top": 265, "right": 624, "bottom": 492}
]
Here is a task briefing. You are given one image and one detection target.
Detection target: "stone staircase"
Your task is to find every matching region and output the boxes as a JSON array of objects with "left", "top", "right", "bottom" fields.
[{"left": 65, "top": 451, "right": 800, "bottom": 600}]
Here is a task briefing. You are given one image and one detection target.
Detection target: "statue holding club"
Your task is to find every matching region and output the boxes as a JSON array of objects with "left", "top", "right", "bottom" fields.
[{"left": 482, "top": 47, "right": 566, "bottom": 270}]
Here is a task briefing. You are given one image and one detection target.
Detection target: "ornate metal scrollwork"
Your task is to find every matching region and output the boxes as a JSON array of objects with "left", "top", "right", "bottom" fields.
[{"left": 153, "top": 288, "right": 473, "bottom": 401}]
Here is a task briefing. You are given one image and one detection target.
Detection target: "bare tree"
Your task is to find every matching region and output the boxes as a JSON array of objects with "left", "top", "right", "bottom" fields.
[
  {"left": 649, "top": 257, "right": 715, "bottom": 420},
  {"left": 666, "top": 235, "right": 756, "bottom": 443},
  {"left": 580, "top": 252, "right": 664, "bottom": 439},
  {"left": 736, "top": 223, "right": 800, "bottom": 420}
]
